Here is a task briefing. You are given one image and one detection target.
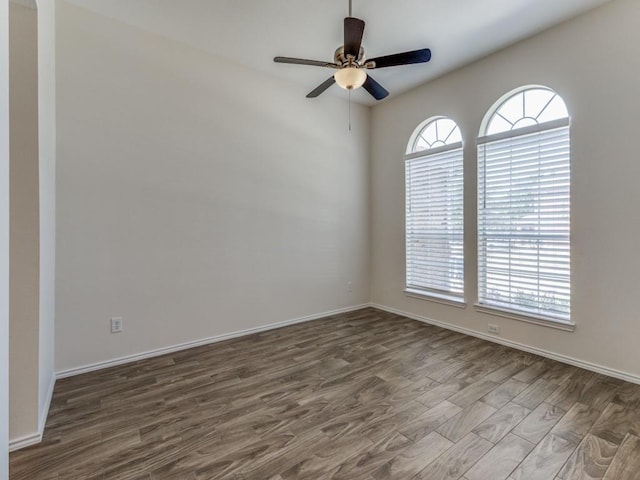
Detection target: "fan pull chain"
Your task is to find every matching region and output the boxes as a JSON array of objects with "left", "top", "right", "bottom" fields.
[{"left": 349, "top": 89, "right": 352, "bottom": 131}]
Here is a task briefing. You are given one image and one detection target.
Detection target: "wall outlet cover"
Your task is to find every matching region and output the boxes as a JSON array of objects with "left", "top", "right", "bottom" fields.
[{"left": 111, "top": 317, "right": 123, "bottom": 333}]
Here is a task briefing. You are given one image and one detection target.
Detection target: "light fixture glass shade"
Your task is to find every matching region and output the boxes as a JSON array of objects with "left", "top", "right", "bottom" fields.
[{"left": 334, "top": 67, "right": 367, "bottom": 90}]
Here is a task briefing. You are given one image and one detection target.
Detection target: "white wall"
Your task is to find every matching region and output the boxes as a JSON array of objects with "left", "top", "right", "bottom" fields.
[
  {"left": 55, "top": 1, "right": 370, "bottom": 372},
  {"left": 7, "top": 0, "right": 56, "bottom": 448},
  {"left": 371, "top": 0, "right": 640, "bottom": 379},
  {"left": 36, "top": 0, "right": 55, "bottom": 434},
  {"left": 0, "top": 0, "right": 10, "bottom": 474},
  {"left": 8, "top": 0, "right": 40, "bottom": 442}
]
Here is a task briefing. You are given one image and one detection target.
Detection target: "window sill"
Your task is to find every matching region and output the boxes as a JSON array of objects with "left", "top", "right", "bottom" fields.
[
  {"left": 404, "top": 289, "right": 467, "bottom": 309},
  {"left": 474, "top": 304, "right": 575, "bottom": 332}
]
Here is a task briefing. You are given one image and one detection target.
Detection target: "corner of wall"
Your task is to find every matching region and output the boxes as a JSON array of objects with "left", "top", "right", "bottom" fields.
[
  {"left": 37, "top": 0, "right": 56, "bottom": 438},
  {"left": 0, "top": 0, "right": 11, "bottom": 474}
]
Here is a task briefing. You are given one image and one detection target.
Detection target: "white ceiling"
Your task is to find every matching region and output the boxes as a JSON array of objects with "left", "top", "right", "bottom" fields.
[{"left": 63, "top": 0, "right": 612, "bottom": 105}]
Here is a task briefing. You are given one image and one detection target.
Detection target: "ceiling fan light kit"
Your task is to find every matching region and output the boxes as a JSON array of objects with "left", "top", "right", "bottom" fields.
[
  {"left": 334, "top": 66, "right": 367, "bottom": 90},
  {"left": 273, "top": 1, "right": 432, "bottom": 101}
]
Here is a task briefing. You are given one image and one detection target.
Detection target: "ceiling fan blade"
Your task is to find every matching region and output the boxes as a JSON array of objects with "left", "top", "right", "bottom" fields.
[
  {"left": 363, "top": 75, "right": 389, "bottom": 101},
  {"left": 344, "top": 17, "right": 365, "bottom": 59},
  {"left": 274, "top": 57, "right": 336, "bottom": 68},
  {"left": 306, "top": 76, "right": 336, "bottom": 98},
  {"left": 367, "top": 48, "right": 432, "bottom": 69}
]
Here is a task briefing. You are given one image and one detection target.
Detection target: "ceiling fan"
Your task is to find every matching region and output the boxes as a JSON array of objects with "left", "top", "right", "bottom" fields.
[{"left": 274, "top": 0, "right": 432, "bottom": 101}]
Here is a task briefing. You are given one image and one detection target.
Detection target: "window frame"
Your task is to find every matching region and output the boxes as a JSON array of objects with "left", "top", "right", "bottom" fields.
[
  {"left": 405, "top": 117, "right": 466, "bottom": 306},
  {"left": 476, "top": 86, "right": 573, "bottom": 329}
]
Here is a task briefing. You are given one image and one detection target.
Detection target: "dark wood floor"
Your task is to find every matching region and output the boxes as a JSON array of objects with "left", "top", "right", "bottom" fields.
[{"left": 10, "top": 308, "right": 640, "bottom": 479}]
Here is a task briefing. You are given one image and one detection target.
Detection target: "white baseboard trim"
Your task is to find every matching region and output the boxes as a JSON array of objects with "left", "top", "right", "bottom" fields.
[
  {"left": 56, "top": 303, "right": 371, "bottom": 379},
  {"left": 371, "top": 303, "right": 640, "bottom": 386},
  {"left": 9, "top": 431, "right": 41, "bottom": 452},
  {"left": 9, "top": 373, "right": 56, "bottom": 452}
]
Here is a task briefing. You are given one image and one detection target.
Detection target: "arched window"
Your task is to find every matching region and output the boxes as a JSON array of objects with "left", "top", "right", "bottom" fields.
[
  {"left": 477, "top": 86, "right": 571, "bottom": 323},
  {"left": 405, "top": 117, "right": 464, "bottom": 301}
]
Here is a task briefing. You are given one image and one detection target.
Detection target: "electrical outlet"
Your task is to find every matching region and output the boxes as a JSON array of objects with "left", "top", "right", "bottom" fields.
[
  {"left": 111, "top": 317, "right": 123, "bottom": 334},
  {"left": 488, "top": 323, "right": 500, "bottom": 335},
  {"left": 347, "top": 281, "right": 353, "bottom": 293}
]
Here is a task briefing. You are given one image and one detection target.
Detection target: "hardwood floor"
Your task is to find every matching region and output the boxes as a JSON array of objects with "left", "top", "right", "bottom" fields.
[{"left": 9, "top": 308, "right": 640, "bottom": 479}]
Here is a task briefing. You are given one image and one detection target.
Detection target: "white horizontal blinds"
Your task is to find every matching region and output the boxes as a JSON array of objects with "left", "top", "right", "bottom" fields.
[
  {"left": 406, "top": 146, "right": 464, "bottom": 297},
  {"left": 478, "top": 124, "right": 570, "bottom": 320}
]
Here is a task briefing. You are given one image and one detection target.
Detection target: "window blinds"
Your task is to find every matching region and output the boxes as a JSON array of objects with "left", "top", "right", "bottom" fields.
[
  {"left": 406, "top": 145, "right": 464, "bottom": 298},
  {"left": 478, "top": 124, "right": 570, "bottom": 321}
]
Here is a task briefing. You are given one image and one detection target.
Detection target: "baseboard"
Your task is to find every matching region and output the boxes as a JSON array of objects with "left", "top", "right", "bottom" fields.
[
  {"left": 9, "top": 431, "right": 41, "bottom": 452},
  {"left": 371, "top": 303, "right": 640, "bottom": 386},
  {"left": 9, "top": 373, "right": 56, "bottom": 452},
  {"left": 56, "top": 303, "right": 371, "bottom": 379}
]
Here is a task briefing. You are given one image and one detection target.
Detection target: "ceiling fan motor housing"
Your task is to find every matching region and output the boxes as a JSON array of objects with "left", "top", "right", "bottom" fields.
[{"left": 334, "top": 46, "right": 365, "bottom": 66}]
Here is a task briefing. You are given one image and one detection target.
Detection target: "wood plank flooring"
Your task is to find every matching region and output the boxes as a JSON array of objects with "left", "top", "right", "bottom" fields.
[{"left": 9, "top": 307, "right": 640, "bottom": 479}]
